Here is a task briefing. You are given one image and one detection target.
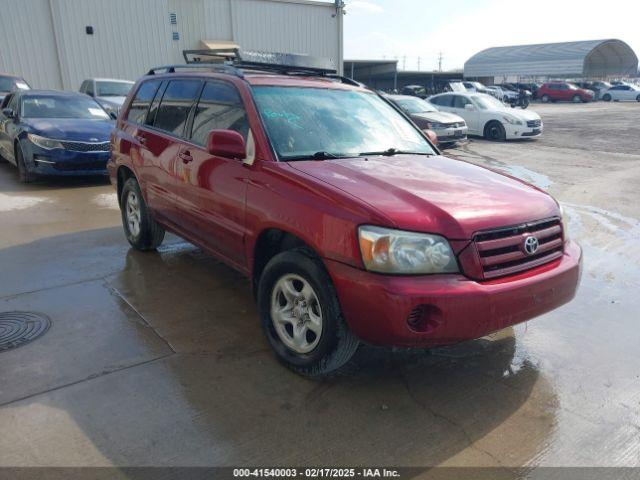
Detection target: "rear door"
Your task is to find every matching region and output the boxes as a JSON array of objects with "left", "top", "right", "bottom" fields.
[
  {"left": 141, "top": 78, "right": 203, "bottom": 225},
  {"left": 174, "top": 80, "right": 250, "bottom": 268}
]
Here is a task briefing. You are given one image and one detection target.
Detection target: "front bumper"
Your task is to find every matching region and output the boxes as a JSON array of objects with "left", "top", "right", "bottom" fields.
[
  {"left": 25, "top": 144, "right": 110, "bottom": 176},
  {"left": 434, "top": 125, "right": 468, "bottom": 143},
  {"left": 326, "top": 240, "right": 582, "bottom": 347},
  {"left": 505, "top": 123, "right": 543, "bottom": 139}
]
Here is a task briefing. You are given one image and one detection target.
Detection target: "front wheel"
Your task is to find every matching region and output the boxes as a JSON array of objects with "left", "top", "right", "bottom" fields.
[
  {"left": 603, "top": 93, "right": 612, "bottom": 102},
  {"left": 15, "top": 143, "right": 36, "bottom": 183},
  {"left": 484, "top": 121, "right": 506, "bottom": 141},
  {"left": 120, "top": 177, "right": 165, "bottom": 250},
  {"left": 258, "top": 249, "right": 359, "bottom": 376},
  {"left": 636, "top": 95, "right": 640, "bottom": 102},
  {"left": 572, "top": 94, "right": 582, "bottom": 103},
  {"left": 541, "top": 94, "right": 550, "bottom": 103}
]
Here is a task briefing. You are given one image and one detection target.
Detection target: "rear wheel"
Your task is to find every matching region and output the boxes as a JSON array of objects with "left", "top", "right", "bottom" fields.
[
  {"left": 258, "top": 249, "right": 359, "bottom": 376},
  {"left": 636, "top": 95, "right": 640, "bottom": 102},
  {"left": 603, "top": 93, "right": 612, "bottom": 102},
  {"left": 572, "top": 94, "right": 582, "bottom": 103},
  {"left": 484, "top": 121, "right": 506, "bottom": 142},
  {"left": 120, "top": 177, "right": 165, "bottom": 250},
  {"left": 15, "top": 143, "right": 36, "bottom": 183},
  {"left": 541, "top": 94, "right": 550, "bottom": 103}
]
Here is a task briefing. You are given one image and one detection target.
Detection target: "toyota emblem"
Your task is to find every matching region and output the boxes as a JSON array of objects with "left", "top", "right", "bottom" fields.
[{"left": 524, "top": 236, "right": 539, "bottom": 255}]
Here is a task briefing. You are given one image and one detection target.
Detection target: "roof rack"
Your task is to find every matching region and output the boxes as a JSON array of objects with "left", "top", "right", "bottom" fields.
[{"left": 148, "top": 49, "right": 364, "bottom": 88}]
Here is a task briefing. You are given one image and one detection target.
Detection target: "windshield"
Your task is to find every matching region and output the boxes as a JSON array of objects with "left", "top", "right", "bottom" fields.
[
  {"left": 21, "top": 95, "right": 110, "bottom": 119},
  {"left": 394, "top": 97, "right": 438, "bottom": 114},
  {"left": 0, "top": 77, "right": 29, "bottom": 92},
  {"left": 471, "top": 94, "right": 508, "bottom": 111},
  {"left": 252, "top": 86, "right": 435, "bottom": 160},
  {"left": 96, "top": 81, "right": 133, "bottom": 97}
]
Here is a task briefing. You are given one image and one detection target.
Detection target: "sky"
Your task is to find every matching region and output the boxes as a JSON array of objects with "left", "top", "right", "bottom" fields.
[{"left": 342, "top": 0, "right": 640, "bottom": 71}]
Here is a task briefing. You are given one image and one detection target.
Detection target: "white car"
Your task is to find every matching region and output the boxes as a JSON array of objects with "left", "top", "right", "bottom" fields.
[
  {"left": 601, "top": 84, "right": 640, "bottom": 102},
  {"left": 79, "top": 78, "right": 135, "bottom": 117},
  {"left": 429, "top": 92, "right": 543, "bottom": 141}
]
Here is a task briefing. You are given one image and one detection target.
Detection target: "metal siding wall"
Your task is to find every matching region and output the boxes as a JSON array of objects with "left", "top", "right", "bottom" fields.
[
  {"left": 231, "top": 0, "right": 340, "bottom": 69},
  {"left": 0, "top": 0, "right": 341, "bottom": 90},
  {"left": 0, "top": 0, "right": 63, "bottom": 88},
  {"left": 50, "top": 0, "right": 174, "bottom": 90}
]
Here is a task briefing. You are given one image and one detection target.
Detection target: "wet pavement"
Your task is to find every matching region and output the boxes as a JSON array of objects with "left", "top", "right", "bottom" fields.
[{"left": 0, "top": 102, "right": 639, "bottom": 469}]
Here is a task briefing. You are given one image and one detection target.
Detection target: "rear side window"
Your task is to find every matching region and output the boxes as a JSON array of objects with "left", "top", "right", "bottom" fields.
[
  {"left": 452, "top": 95, "right": 472, "bottom": 109},
  {"left": 153, "top": 79, "right": 202, "bottom": 137},
  {"left": 127, "top": 80, "right": 161, "bottom": 124},
  {"left": 190, "top": 81, "right": 248, "bottom": 146}
]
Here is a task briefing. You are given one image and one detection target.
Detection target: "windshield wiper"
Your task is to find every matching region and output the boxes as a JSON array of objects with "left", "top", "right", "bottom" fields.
[
  {"left": 358, "top": 148, "right": 434, "bottom": 157},
  {"left": 282, "top": 151, "right": 347, "bottom": 161}
]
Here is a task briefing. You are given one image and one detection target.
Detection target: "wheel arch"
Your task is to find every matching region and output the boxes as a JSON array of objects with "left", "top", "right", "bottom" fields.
[{"left": 116, "top": 165, "right": 137, "bottom": 204}]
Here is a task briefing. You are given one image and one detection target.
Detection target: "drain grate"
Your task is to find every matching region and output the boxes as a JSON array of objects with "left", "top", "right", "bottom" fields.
[{"left": 0, "top": 312, "right": 51, "bottom": 352}]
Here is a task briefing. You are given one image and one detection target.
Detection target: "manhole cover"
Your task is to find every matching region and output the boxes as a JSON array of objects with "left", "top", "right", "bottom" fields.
[{"left": 0, "top": 312, "right": 51, "bottom": 352}]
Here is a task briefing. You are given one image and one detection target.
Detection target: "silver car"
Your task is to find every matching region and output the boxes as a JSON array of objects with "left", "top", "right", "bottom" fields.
[
  {"left": 387, "top": 94, "right": 468, "bottom": 146},
  {"left": 79, "top": 78, "right": 134, "bottom": 117}
]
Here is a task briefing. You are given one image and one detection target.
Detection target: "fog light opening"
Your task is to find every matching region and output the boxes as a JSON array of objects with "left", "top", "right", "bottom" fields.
[{"left": 406, "top": 305, "right": 443, "bottom": 333}]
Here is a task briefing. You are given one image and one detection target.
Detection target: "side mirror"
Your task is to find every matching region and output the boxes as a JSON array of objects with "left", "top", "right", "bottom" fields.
[
  {"left": 423, "top": 129, "right": 439, "bottom": 146},
  {"left": 464, "top": 103, "right": 475, "bottom": 111},
  {"left": 2, "top": 108, "right": 14, "bottom": 118},
  {"left": 207, "top": 129, "right": 246, "bottom": 160},
  {"left": 109, "top": 111, "right": 117, "bottom": 120}
]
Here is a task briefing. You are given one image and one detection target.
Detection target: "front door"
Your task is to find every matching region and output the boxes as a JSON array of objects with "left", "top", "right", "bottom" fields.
[{"left": 174, "top": 80, "right": 250, "bottom": 269}]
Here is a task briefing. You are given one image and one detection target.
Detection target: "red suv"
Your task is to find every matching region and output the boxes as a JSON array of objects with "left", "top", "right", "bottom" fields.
[
  {"left": 537, "top": 82, "right": 594, "bottom": 103},
  {"left": 108, "top": 57, "right": 582, "bottom": 376}
]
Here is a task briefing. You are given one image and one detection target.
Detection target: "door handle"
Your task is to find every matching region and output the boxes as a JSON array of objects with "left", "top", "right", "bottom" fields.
[{"left": 179, "top": 151, "right": 193, "bottom": 163}]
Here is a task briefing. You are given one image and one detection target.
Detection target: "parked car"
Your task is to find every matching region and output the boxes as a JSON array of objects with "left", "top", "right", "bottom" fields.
[
  {"left": 0, "top": 90, "right": 114, "bottom": 182},
  {"left": 506, "top": 82, "right": 540, "bottom": 98},
  {"left": 485, "top": 85, "right": 520, "bottom": 103},
  {"left": 601, "top": 84, "right": 640, "bottom": 102},
  {"left": 537, "top": 82, "right": 594, "bottom": 103},
  {"left": 462, "top": 81, "right": 490, "bottom": 94},
  {"left": 400, "top": 85, "right": 427, "bottom": 98},
  {"left": 109, "top": 61, "right": 580, "bottom": 376},
  {"left": 429, "top": 92, "right": 543, "bottom": 141},
  {"left": 80, "top": 78, "right": 134, "bottom": 117},
  {"left": 0, "top": 73, "right": 30, "bottom": 103},
  {"left": 386, "top": 94, "right": 468, "bottom": 146}
]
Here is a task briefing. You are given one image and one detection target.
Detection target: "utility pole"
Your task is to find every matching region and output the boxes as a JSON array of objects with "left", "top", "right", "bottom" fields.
[
  {"left": 402, "top": 55, "right": 406, "bottom": 70},
  {"left": 417, "top": 57, "right": 421, "bottom": 71},
  {"left": 437, "top": 51, "right": 443, "bottom": 72}
]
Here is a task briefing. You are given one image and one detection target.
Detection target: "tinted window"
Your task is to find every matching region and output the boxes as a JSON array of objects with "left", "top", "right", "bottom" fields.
[
  {"left": 127, "top": 80, "right": 161, "bottom": 124},
  {"left": 153, "top": 80, "right": 202, "bottom": 137},
  {"left": 86, "top": 81, "right": 94, "bottom": 96},
  {"left": 430, "top": 95, "right": 453, "bottom": 107},
  {"left": 452, "top": 95, "right": 472, "bottom": 109},
  {"left": 190, "top": 82, "right": 248, "bottom": 146},
  {"left": 21, "top": 95, "right": 109, "bottom": 119},
  {"left": 0, "top": 93, "right": 13, "bottom": 109}
]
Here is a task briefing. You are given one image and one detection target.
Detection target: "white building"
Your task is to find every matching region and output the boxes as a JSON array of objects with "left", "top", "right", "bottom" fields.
[{"left": 0, "top": 0, "right": 344, "bottom": 90}]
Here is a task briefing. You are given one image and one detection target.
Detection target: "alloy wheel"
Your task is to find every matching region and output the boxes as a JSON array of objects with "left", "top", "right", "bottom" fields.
[{"left": 125, "top": 191, "right": 142, "bottom": 237}]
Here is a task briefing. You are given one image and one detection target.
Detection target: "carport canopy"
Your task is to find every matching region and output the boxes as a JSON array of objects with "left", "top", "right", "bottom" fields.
[{"left": 464, "top": 39, "right": 639, "bottom": 78}]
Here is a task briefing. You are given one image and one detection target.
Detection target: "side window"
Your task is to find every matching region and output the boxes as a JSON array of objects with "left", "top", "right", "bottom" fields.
[
  {"left": 79, "top": 81, "right": 87, "bottom": 93},
  {"left": 86, "top": 81, "right": 94, "bottom": 96},
  {"left": 431, "top": 95, "right": 452, "bottom": 107},
  {"left": 0, "top": 93, "right": 12, "bottom": 110},
  {"left": 126, "top": 80, "right": 162, "bottom": 125},
  {"left": 452, "top": 95, "right": 471, "bottom": 109},
  {"left": 8, "top": 94, "right": 18, "bottom": 113},
  {"left": 190, "top": 81, "right": 248, "bottom": 146},
  {"left": 559, "top": 84, "right": 569, "bottom": 90},
  {"left": 153, "top": 79, "right": 202, "bottom": 137}
]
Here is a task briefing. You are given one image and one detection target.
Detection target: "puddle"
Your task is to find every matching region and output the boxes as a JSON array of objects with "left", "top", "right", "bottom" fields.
[
  {"left": 499, "top": 164, "right": 553, "bottom": 190},
  {"left": 0, "top": 193, "right": 51, "bottom": 212}
]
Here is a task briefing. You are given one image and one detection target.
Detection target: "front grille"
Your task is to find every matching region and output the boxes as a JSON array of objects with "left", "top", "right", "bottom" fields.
[
  {"left": 60, "top": 140, "right": 110, "bottom": 152},
  {"left": 474, "top": 218, "right": 564, "bottom": 279},
  {"left": 443, "top": 122, "right": 464, "bottom": 128},
  {"left": 527, "top": 119, "right": 541, "bottom": 128},
  {"left": 53, "top": 159, "right": 108, "bottom": 171}
]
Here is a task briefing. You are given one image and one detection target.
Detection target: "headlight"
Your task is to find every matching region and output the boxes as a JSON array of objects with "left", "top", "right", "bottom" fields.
[
  {"left": 560, "top": 205, "right": 570, "bottom": 242},
  {"left": 358, "top": 226, "right": 459, "bottom": 274},
  {"left": 502, "top": 115, "right": 523, "bottom": 125},
  {"left": 27, "top": 133, "right": 64, "bottom": 150}
]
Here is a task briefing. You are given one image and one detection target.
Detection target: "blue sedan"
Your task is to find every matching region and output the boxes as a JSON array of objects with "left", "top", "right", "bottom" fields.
[{"left": 0, "top": 90, "right": 114, "bottom": 182}]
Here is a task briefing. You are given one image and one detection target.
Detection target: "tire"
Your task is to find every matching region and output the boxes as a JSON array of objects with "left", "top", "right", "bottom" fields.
[
  {"left": 541, "top": 94, "right": 550, "bottom": 103},
  {"left": 258, "top": 248, "right": 359, "bottom": 377},
  {"left": 603, "top": 93, "right": 612, "bottom": 102},
  {"left": 484, "top": 121, "right": 506, "bottom": 142},
  {"left": 572, "top": 94, "right": 581, "bottom": 103},
  {"left": 15, "top": 143, "right": 36, "bottom": 183},
  {"left": 636, "top": 95, "right": 640, "bottom": 102},
  {"left": 120, "top": 177, "right": 165, "bottom": 250}
]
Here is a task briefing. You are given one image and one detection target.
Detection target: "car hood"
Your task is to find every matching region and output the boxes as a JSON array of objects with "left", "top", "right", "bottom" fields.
[
  {"left": 96, "top": 96, "right": 127, "bottom": 107},
  {"left": 289, "top": 155, "right": 558, "bottom": 239},
  {"left": 412, "top": 111, "right": 465, "bottom": 124},
  {"left": 25, "top": 118, "right": 114, "bottom": 141},
  {"left": 504, "top": 109, "right": 541, "bottom": 121}
]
